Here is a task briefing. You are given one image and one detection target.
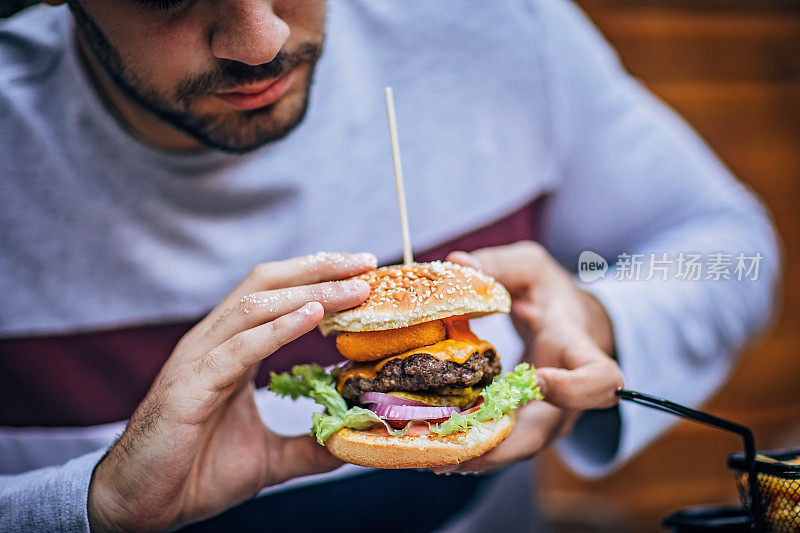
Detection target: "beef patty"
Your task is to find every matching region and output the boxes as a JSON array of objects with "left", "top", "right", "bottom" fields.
[{"left": 338, "top": 349, "right": 501, "bottom": 402}]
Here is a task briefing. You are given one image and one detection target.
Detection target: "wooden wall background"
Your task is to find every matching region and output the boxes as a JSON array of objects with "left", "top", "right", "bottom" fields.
[{"left": 536, "top": 1, "right": 800, "bottom": 531}]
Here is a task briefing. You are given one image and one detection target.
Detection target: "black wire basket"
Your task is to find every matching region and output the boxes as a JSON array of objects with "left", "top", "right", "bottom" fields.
[
  {"left": 729, "top": 447, "right": 800, "bottom": 532},
  {"left": 616, "top": 389, "right": 800, "bottom": 532}
]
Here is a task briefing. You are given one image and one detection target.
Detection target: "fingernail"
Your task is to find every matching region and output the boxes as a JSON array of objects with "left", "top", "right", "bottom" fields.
[
  {"left": 355, "top": 252, "right": 378, "bottom": 267},
  {"left": 449, "top": 251, "right": 481, "bottom": 270},
  {"left": 340, "top": 278, "right": 367, "bottom": 293},
  {"left": 299, "top": 302, "right": 319, "bottom": 316},
  {"left": 534, "top": 370, "right": 548, "bottom": 397}
]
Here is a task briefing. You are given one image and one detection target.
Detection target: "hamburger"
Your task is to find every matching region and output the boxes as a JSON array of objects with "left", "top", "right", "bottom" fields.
[{"left": 270, "top": 260, "right": 543, "bottom": 469}]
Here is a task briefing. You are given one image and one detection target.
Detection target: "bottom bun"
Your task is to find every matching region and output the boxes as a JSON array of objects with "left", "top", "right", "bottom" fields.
[{"left": 326, "top": 412, "right": 515, "bottom": 469}]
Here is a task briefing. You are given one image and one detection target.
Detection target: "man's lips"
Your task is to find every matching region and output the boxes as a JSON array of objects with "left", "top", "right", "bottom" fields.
[{"left": 215, "top": 71, "right": 294, "bottom": 111}]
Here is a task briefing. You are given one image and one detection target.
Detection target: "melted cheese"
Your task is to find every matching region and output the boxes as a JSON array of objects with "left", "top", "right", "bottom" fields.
[{"left": 374, "top": 339, "right": 493, "bottom": 371}]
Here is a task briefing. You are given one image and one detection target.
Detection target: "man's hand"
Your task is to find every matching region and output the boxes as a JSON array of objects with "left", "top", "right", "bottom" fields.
[
  {"left": 437, "top": 242, "right": 624, "bottom": 473},
  {"left": 87, "top": 252, "right": 377, "bottom": 532}
]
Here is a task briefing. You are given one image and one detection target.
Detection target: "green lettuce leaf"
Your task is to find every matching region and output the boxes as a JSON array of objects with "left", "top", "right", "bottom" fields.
[
  {"left": 270, "top": 364, "right": 347, "bottom": 417},
  {"left": 269, "top": 362, "right": 543, "bottom": 444},
  {"left": 429, "top": 363, "right": 542, "bottom": 435},
  {"left": 310, "top": 407, "right": 414, "bottom": 444}
]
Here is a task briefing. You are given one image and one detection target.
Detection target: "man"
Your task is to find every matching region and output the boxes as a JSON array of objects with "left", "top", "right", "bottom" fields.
[{"left": 0, "top": 0, "right": 779, "bottom": 531}]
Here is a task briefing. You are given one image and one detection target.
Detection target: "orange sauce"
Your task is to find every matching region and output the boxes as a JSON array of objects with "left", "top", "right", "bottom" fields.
[{"left": 443, "top": 315, "right": 480, "bottom": 342}]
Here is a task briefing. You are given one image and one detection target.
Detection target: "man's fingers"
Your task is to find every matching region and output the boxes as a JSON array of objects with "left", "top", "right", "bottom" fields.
[
  {"left": 195, "top": 302, "right": 324, "bottom": 394},
  {"left": 510, "top": 299, "right": 544, "bottom": 337},
  {"left": 203, "top": 252, "right": 376, "bottom": 326},
  {"left": 244, "top": 251, "right": 375, "bottom": 292},
  {"left": 269, "top": 435, "right": 343, "bottom": 486},
  {"left": 239, "top": 279, "right": 370, "bottom": 319},
  {"left": 448, "top": 242, "right": 550, "bottom": 294},
  {"left": 446, "top": 251, "right": 481, "bottom": 270},
  {"left": 536, "top": 359, "right": 624, "bottom": 410},
  {"left": 200, "top": 278, "right": 369, "bottom": 349}
]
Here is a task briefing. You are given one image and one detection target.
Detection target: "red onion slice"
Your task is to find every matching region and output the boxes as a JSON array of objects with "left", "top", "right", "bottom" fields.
[
  {"left": 368, "top": 403, "right": 461, "bottom": 421},
  {"left": 359, "top": 392, "right": 427, "bottom": 407}
]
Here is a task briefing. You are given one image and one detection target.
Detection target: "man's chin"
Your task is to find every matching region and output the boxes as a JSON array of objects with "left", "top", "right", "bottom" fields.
[{"left": 177, "top": 91, "right": 311, "bottom": 153}]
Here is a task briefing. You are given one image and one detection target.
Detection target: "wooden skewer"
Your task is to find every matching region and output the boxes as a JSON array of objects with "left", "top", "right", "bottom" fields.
[{"left": 384, "top": 87, "right": 414, "bottom": 266}]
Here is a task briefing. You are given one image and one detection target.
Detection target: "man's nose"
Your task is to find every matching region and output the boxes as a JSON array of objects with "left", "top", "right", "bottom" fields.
[{"left": 210, "top": 0, "right": 290, "bottom": 66}]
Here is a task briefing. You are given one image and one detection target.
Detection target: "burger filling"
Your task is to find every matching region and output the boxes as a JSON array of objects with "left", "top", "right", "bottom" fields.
[
  {"left": 338, "top": 350, "right": 501, "bottom": 403},
  {"left": 269, "top": 316, "right": 542, "bottom": 445},
  {"left": 269, "top": 359, "right": 542, "bottom": 444},
  {"left": 335, "top": 316, "right": 500, "bottom": 420}
]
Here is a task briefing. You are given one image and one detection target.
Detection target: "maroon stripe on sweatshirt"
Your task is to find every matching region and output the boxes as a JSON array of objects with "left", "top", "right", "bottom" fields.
[{"left": 0, "top": 198, "right": 543, "bottom": 427}]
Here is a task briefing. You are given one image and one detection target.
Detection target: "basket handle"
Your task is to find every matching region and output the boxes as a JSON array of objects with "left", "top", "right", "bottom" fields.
[{"left": 615, "top": 389, "right": 761, "bottom": 530}]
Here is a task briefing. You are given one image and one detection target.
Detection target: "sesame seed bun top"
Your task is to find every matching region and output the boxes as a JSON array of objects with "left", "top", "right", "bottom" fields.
[{"left": 318, "top": 261, "right": 511, "bottom": 335}]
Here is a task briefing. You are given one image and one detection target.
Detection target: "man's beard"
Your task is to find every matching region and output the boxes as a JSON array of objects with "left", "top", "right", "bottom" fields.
[{"left": 68, "top": 1, "right": 323, "bottom": 153}]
